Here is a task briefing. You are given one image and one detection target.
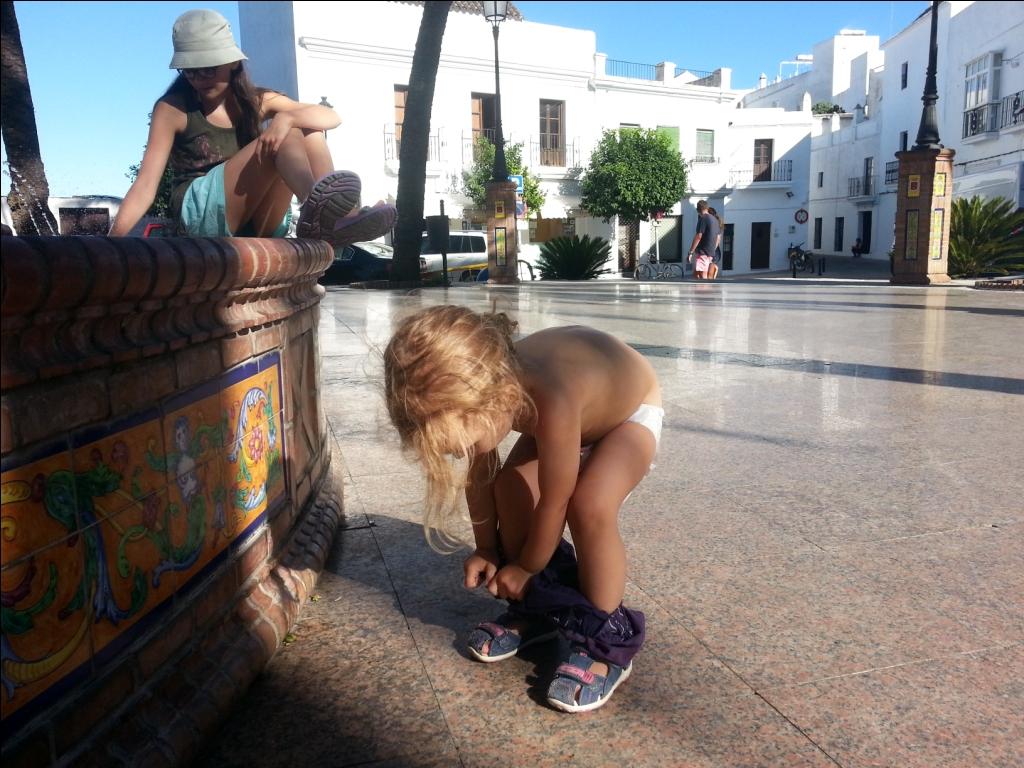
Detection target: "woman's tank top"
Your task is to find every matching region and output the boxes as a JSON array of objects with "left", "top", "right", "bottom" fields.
[{"left": 167, "top": 96, "right": 241, "bottom": 221}]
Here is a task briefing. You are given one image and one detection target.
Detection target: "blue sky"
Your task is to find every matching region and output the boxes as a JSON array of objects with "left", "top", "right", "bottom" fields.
[{"left": 2, "top": 0, "right": 929, "bottom": 198}]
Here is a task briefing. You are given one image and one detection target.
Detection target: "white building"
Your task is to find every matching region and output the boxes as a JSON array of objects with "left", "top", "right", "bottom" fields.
[
  {"left": 237, "top": 0, "right": 1022, "bottom": 275},
  {"left": 745, "top": 2, "right": 1024, "bottom": 260},
  {"left": 239, "top": 0, "right": 820, "bottom": 275}
]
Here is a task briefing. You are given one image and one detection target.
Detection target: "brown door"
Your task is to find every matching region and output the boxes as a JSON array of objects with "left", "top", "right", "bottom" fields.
[
  {"left": 394, "top": 86, "right": 408, "bottom": 150},
  {"left": 753, "top": 139, "right": 773, "bottom": 182},
  {"left": 471, "top": 94, "right": 497, "bottom": 143},
  {"left": 539, "top": 100, "right": 565, "bottom": 166},
  {"left": 750, "top": 222, "right": 771, "bottom": 269}
]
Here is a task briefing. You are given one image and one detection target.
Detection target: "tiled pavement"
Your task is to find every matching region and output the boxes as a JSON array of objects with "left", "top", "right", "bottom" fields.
[{"left": 198, "top": 263, "right": 1023, "bottom": 768}]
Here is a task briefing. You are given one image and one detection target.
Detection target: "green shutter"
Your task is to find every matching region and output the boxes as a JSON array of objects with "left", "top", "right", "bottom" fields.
[{"left": 656, "top": 125, "right": 680, "bottom": 153}]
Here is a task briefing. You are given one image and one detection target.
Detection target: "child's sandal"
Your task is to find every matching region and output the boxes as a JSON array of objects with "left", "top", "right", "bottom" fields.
[
  {"left": 466, "top": 613, "right": 557, "bottom": 663},
  {"left": 546, "top": 647, "right": 632, "bottom": 713}
]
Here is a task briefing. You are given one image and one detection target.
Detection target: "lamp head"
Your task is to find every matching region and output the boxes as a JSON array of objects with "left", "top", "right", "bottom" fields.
[{"left": 482, "top": 1, "right": 509, "bottom": 23}]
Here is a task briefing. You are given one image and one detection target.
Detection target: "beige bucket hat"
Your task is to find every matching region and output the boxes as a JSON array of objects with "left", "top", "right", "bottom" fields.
[{"left": 169, "top": 9, "right": 247, "bottom": 69}]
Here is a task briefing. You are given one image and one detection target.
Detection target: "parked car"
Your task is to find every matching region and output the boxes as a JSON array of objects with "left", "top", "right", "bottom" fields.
[
  {"left": 323, "top": 241, "right": 394, "bottom": 284},
  {"left": 419, "top": 231, "right": 489, "bottom": 282}
]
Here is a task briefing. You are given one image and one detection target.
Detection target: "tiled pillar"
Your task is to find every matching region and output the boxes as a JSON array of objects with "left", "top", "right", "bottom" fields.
[
  {"left": 891, "top": 148, "right": 955, "bottom": 285},
  {"left": 485, "top": 180, "right": 519, "bottom": 283}
]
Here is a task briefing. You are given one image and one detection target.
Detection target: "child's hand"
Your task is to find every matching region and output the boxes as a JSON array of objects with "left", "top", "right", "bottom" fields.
[
  {"left": 257, "top": 113, "right": 295, "bottom": 161},
  {"left": 463, "top": 548, "right": 499, "bottom": 590},
  {"left": 487, "top": 564, "right": 533, "bottom": 602}
]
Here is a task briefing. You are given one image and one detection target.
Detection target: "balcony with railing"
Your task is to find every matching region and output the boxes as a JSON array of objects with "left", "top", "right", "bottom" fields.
[
  {"left": 848, "top": 176, "right": 877, "bottom": 199},
  {"left": 962, "top": 102, "right": 1000, "bottom": 140},
  {"left": 999, "top": 89, "right": 1024, "bottom": 131},
  {"left": 461, "top": 128, "right": 499, "bottom": 164},
  {"left": 384, "top": 130, "right": 444, "bottom": 165},
  {"left": 604, "top": 58, "right": 716, "bottom": 84},
  {"left": 885, "top": 161, "right": 900, "bottom": 186},
  {"left": 529, "top": 134, "right": 581, "bottom": 168},
  {"left": 728, "top": 159, "right": 793, "bottom": 188}
]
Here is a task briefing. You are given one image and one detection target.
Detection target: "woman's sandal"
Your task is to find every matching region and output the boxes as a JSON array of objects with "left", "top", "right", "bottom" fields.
[
  {"left": 546, "top": 647, "right": 632, "bottom": 713},
  {"left": 296, "top": 171, "right": 362, "bottom": 240},
  {"left": 466, "top": 613, "right": 558, "bottom": 663}
]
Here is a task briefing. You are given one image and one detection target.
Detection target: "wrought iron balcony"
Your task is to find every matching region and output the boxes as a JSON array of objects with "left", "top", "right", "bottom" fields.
[
  {"left": 848, "top": 176, "right": 876, "bottom": 198},
  {"left": 604, "top": 59, "right": 714, "bottom": 82},
  {"left": 999, "top": 89, "right": 1024, "bottom": 130},
  {"left": 385, "top": 131, "right": 444, "bottom": 163},
  {"left": 885, "top": 161, "right": 899, "bottom": 186},
  {"left": 962, "top": 103, "right": 999, "bottom": 139},
  {"left": 530, "top": 135, "right": 581, "bottom": 168},
  {"left": 728, "top": 159, "right": 792, "bottom": 187}
]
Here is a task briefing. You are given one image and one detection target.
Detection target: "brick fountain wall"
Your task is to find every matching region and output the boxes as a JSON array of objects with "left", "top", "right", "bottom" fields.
[{"left": 1, "top": 235, "right": 344, "bottom": 766}]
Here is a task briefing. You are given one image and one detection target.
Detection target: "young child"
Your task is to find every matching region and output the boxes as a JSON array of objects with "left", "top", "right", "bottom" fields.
[
  {"left": 384, "top": 305, "right": 663, "bottom": 713},
  {"left": 109, "top": 9, "right": 395, "bottom": 243}
]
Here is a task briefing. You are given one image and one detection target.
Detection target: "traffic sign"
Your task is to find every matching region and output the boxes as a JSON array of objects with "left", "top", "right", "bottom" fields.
[{"left": 508, "top": 174, "right": 524, "bottom": 195}]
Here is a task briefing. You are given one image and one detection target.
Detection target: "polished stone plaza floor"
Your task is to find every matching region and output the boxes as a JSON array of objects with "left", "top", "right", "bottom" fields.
[{"left": 200, "top": 266, "right": 1023, "bottom": 768}]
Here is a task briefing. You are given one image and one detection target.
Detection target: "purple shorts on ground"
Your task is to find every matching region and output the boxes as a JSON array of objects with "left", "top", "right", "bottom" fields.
[{"left": 510, "top": 539, "right": 645, "bottom": 668}]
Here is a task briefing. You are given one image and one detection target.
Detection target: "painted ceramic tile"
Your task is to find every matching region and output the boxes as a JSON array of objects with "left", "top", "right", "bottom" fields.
[
  {"left": 70, "top": 415, "right": 166, "bottom": 526},
  {"left": 1, "top": 353, "right": 285, "bottom": 726},
  {"left": 221, "top": 363, "right": 286, "bottom": 535},
  {"left": 2, "top": 448, "right": 78, "bottom": 566},
  {"left": 88, "top": 486, "right": 181, "bottom": 656},
  {"left": 157, "top": 393, "right": 232, "bottom": 591},
  {"left": 1, "top": 536, "right": 92, "bottom": 719}
]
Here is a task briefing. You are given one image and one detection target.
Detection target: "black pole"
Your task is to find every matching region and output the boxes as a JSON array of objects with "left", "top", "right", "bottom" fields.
[
  {"left": 913, "top": 0, "right": 942, "bottom": 149},
  {"left": 491, "top": 22, "right": 508, "bottom": 182}
]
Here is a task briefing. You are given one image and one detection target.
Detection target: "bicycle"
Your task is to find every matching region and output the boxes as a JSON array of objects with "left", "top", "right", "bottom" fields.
[
  {"left": 787, "top": 242, "right": 816, "bottom": 273},
  {"left": 634, "top": 254, "right": 683, "bottom": 281}
]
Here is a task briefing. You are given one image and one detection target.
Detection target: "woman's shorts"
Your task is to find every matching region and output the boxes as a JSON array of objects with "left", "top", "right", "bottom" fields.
[
  {"left": 179, "top": 163, "right": 291, "bottom": 237},
  {"left": 695, "top": 253, "right": 713, "bottom": 273}
]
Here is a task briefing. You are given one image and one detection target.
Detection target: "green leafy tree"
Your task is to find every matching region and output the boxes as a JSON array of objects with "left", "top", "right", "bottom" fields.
[
  {"left": 948, "top": 195, "right": 1024, "bottom": 278},
  {"left": 125, "top": 110, "right": 174, "bottom": 219},
  {"left": 461, "top": 136, "right": 545, "bottom": 215},
  {"left": 812, "top": 101, "right": 844, "bottom": 115},
  {"left": 579, "top": 128, "right": 687, "bottom": 223},
  {"left": 126, "top": 159, "right": 174, "bottom": 219}
]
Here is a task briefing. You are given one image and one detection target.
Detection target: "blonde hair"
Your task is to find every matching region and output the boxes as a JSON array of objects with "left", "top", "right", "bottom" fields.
[{"left": 383, "top": 305, "right": 530, "bottom": 550}]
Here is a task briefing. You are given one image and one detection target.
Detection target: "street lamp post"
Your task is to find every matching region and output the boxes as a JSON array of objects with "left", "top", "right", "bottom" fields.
[
  {"left": 892, "top": 0, "right": 954, "bottom": 284},
  {"left": 483, "top": 1, "right": 509, "bottom": 182},
  {"left": 481, "top": 1, "right": 518, "bottom": 282}
]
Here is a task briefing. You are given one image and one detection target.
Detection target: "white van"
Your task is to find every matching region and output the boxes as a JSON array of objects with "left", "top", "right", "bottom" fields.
[
  {"left": 419, "top": 230, "right": 541, "bottom": 282},
  {"left": 419, "top": 231, "right": 489, "bottom": 282}
]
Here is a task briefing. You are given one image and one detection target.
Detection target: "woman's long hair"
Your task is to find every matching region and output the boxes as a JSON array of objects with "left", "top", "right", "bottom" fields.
[{"left": 161, "top": 62, "right": 268, "bottom": 147}]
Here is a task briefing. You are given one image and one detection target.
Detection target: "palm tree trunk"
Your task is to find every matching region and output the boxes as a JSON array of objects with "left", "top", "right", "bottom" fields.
[
  {"left": 1, "top": 0, "right": 59, "bottom": 235},
  {"left": 391, "top": 0, "right": 451, "bottom": 284}
]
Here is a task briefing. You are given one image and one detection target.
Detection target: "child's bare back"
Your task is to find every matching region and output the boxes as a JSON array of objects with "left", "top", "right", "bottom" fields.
[{"left": 513, "top": 325, "right": 661, "bottom": 445}]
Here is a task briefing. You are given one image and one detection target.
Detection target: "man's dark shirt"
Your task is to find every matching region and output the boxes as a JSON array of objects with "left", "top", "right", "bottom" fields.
[{"left": 695, "top": 212, "right": 720, "bottom": 256}]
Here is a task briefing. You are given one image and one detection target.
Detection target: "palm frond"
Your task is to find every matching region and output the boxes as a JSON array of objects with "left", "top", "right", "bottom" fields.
[
  {"left": 536, "top": 235, "right": 612, "bottom": 280},
  {"left": 948, "top": 196, "right": 1024, "bottom": 278}
]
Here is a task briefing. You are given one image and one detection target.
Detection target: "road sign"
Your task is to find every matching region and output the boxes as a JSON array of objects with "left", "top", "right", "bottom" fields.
[{"left": 508, "top": 174, "right": 524, "bottom": 195}]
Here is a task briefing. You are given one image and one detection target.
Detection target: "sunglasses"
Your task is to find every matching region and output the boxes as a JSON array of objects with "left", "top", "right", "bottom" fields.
[{"left": 177, "top": 66, "right": 219, "bottom": 80}]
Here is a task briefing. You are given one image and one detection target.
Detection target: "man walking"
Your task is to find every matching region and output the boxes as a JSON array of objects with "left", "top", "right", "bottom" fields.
[{"left": 688, "top": 200, "right": 720, "bottom": 280}]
